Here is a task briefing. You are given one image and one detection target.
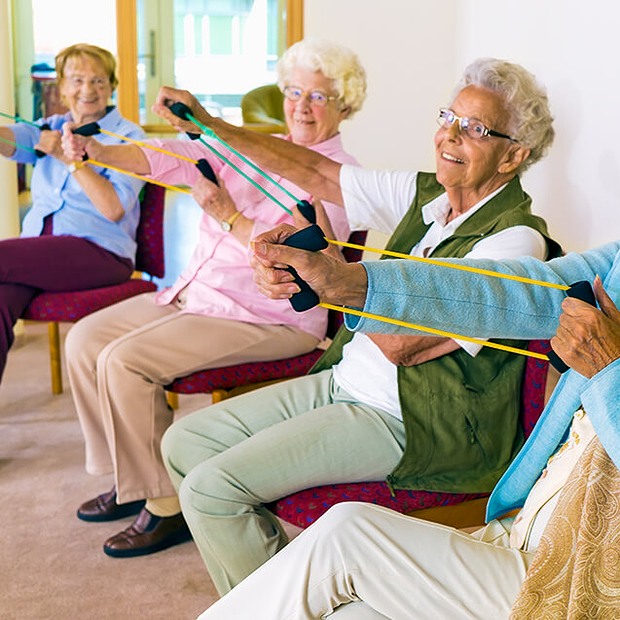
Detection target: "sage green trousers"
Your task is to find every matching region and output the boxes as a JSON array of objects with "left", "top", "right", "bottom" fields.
[{"left": 161, "top": 369, "right": 406, "bottom": 595}]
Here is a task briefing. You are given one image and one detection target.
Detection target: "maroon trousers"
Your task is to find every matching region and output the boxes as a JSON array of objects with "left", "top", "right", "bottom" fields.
[{"left": 0, "top": 233, "right": 133, "bottom": 381}]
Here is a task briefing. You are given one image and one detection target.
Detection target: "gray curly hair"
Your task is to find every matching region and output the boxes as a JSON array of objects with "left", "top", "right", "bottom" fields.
[
  {"left": 277, "top": 38, "right": 367, "bottom": 119},
  {"left": 455, "top": 58, "right": 554, "bottom": 174}
]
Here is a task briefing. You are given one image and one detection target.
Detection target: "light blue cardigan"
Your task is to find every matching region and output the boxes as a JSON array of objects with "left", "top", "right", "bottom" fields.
[{"left": 345, "top": 241, "right": 620, "bottom": 521}]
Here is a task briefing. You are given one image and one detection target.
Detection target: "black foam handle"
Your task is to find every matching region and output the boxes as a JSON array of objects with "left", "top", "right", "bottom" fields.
[
  {"left": 196, "top": 158, "right": 218, "bottom": 185},
  {"left": 548, "top": 280, "right": 597, "bottom": 373},
  {"left": 35, "top": 123, "right": 51, "bottom": 158},
  {"left": 296, "top": 199, "right": 316, "bottom": 224},
  {"left": 282, "top": 224, "right": 328, "bottom": 312},
  {"left": 168, "top": 101, "right": 192, "bottom": 120},
  {"left": 168, "top": 102, "right": 202, "bottom": 140},
  {"left": 72, "top": 122, "right": 101, "bottom": 137}
]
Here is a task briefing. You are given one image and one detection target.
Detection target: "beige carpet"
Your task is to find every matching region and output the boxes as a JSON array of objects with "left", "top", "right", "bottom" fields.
[{"left": 0, "top": 322, "right": 218, "bottom": 620}]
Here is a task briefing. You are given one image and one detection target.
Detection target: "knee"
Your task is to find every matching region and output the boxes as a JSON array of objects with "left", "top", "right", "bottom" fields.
[
  {"left": 65, "top": 317, "right": 102, "bottom": 370},
  {"left": 310, "top": 502, "right": 378, "bottom": 541},
  {"left": 178, "top": 458, "right": 244, "bottom": 516}
]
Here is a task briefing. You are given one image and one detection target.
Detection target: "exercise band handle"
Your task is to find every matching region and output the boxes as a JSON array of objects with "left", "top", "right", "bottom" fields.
[
  {"left": 34, "top": 123, "right": 51, "bottom": 158},
  {"left": 196, "top": 158, "right": 218, "bottom": 186},
  {"left": 73, "top": 122, "right": 101, "bottom": 137},
  {"left": 282, "top": 224, "right": 328, "bottom": 312},
  {"left": 167, "top": 101, "right": 315, "bottom": 223},
  {"left": 167, "top": 102, "right": 202, "bottom": 141},
  {"left": 547, "top": 280, "right": 597, "bottom": 374}
]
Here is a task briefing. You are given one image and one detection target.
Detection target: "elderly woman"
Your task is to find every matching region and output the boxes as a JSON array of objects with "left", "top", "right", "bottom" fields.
[
  {"left": 0, "top": 43, "right": 144, "bottom": 383},
  {"left": 156, "top": 57, "right": 563, "bottom": 596},
  {"left": 60, "top": 38, "right": 365, "bottom": 559},
  {"left": 157, "top": 57, "right": 563, "bottom": 594}
]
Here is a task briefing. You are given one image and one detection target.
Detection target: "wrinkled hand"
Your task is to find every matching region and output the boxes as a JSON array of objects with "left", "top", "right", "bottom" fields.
[
  {"left": 61, "top": 123, "right": 92, "bottom": 161},
  {"left": 551, "top": 276, "right": 620, "bottom": 378},
  {"left": 151, "top": 86, "right": 215, "bottom": 134},
  {"left": 191, "top": 175, "right": 237, "bottom": 222},
  {"left": 291, "top": 199, "right": 345, "bottom": 263},
  {"left": 250, "top": 225, "right": 367, "bottom": 307},
  {"left": 35, "top": 128, "right": 63, "bottom": 160}
]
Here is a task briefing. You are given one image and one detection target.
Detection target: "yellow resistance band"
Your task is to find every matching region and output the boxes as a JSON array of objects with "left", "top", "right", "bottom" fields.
[
  {"left": 97, "top": 129, "right": 199, "bottom": 164},
  {"left": 86, "top": 159, "right": 191, "bottom": 194},
  {"left": 325, "top": 238, "right": 570, "bottom": 292},
  {"left": 319, "top": 303, "right": 550, "bottom": 362}
]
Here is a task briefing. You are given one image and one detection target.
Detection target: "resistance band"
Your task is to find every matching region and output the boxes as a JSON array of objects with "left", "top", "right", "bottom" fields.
[{"left": 73, "top": 121, "right": 301, "bottom": 218}]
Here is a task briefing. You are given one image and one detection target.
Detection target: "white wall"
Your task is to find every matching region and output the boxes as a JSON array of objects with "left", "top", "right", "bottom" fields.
[{"left": 305, "top": 0, "right": 620, "bottom": 252}]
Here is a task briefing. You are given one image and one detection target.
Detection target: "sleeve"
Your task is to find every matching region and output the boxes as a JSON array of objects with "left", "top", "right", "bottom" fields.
[
  {"left": 455, "top": 226, "right": 548, "bottom": 356},
  {"left": 344, "top": 242, "right": 620, "bottom": 340},
  {"left": 141, "top": 138, "right": 225, "bottom": 186},
  {"left": 582, "top": 358, "right": 620, "bottom": 469},
  {"left": 340, "top": 165, "right": 418, "bottom": 234}
]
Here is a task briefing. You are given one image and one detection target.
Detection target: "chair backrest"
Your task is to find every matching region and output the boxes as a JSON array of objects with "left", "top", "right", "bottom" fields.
[
  {"left": 326, "top": 229, "right": 368, "bottom": 339},
  {"left": 241, "top": 84, "right": 287, "bottom": 132},
  {"left": 135, "top": 183, "right": 166, "bottom": 279},
  {"left": 521, "top": 339, "right": 552, "bottom": 438}
]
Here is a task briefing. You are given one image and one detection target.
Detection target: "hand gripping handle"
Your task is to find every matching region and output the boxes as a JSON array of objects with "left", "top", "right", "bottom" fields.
[
  {"left": 282, "top": 224, "right": 328, "bottom": 312},
  {"left": 547, "top": 280, "right": 597, "bottom": 373},
  {"left": 34, "top": 123, "right": 51, "bottom": 158},
  {"left": 167, "top": 102, "right": 202, "bottom": 140}
]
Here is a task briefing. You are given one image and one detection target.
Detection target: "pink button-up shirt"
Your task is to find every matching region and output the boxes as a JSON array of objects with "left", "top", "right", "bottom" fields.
[{"left": 143, "top": 133, "right": 356, "bottom": 340}]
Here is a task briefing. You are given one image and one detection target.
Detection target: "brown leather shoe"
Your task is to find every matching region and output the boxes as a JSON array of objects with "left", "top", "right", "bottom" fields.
[
  {"left": 77, "top": 487, "right": 145, "bottom": 522},
  {"left": 103, "top": 508, "right": 192, "bottom": 558}
]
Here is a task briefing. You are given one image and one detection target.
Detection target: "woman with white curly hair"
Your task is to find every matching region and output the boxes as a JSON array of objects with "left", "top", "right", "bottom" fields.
[
  {"left": 61, "top": 37, "right": 366, "bottom": 561},
  {"left": 155, "top": 56, "right": 561, "bottom": 597}
]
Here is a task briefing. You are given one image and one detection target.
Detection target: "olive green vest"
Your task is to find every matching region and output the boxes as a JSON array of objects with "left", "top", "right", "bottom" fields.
[{"left": 312, "top": 172, "right": 562, "bottom": 493}]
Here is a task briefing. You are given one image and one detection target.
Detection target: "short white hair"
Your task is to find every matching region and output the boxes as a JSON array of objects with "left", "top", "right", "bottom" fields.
[
  {"left": 277, "top": 38, "right": 367, "bottom": 118},
  {"left": 455, "top": 58, "right": 554, "bottom": 174}
]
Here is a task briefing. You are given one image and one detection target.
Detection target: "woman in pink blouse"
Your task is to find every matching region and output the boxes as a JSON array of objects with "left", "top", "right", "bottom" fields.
[{"left": 60, "top": 38, "right": 367, "bottom": 558}]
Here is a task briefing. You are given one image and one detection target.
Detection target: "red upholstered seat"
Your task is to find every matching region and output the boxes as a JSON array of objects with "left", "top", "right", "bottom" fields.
[
  {"left": 22, "top": 183, "right": 166, "bottom": 394},
  {"left": 269, "top": 340, "right": 552, "bottom": 529},
  {"left": 164, "top": 230, "right": 367, "bottom": 403}
]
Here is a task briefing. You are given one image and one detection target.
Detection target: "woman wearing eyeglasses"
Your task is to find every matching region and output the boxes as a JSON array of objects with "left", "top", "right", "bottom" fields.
[
  {"left": 154, "top": 57, "right": 563, "bottom": 597},
  {"left": 60, "top": 38, "right": 366, "bottom": 560},
  {"left": 0, "top": 43, "right": 144, "bottom": 385}
]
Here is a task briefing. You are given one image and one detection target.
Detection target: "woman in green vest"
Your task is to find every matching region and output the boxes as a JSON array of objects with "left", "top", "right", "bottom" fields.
[{"left": 158, "top": 57, "right": 562, "bottom": 595}]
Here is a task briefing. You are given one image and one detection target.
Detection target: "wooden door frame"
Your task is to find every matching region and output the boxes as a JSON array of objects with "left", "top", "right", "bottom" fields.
[{"left": 115, "top": 0, "right": 303, "bottom": 126}]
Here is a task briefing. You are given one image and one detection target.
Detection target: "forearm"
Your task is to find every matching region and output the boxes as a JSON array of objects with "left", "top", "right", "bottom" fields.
[
  {"left": 368, "top": 334, "right": 461, "bottom": 365},
  {"left": 71, "top": 163, "right": 128, "bottom": 221},
  {"left": 0, "top": 127, "right": 17, "bottom": 157},
  {"left": 86, "top": 142, "right": 151, "bottom": 175},
  {"left": 350, "top": 245, "right": 620, "bottom": 339},
  {"left": 209, "top": 116, "right": 343, "bottom": 204}
]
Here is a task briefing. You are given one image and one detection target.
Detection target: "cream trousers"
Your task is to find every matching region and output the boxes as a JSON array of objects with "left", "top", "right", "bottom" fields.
[
  {"left": 65, "top": 292, "right": 318, "bottom": 503},
  {"left": 199, "top": 502, "right": 535, "bottom": 620}
]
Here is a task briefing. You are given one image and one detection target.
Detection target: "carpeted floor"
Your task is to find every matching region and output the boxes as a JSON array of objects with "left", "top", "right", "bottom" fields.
[{"left": 0, "top": 322, "right": 218, "bottom": 620}]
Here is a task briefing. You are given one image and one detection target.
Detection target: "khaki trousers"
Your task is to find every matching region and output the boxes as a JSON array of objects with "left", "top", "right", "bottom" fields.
[
  {"left": 199, "top": 502, "right": 534, "bottom": 620},
  {"left": 65, "top": 293, "right": 318, "bottom": 503}
]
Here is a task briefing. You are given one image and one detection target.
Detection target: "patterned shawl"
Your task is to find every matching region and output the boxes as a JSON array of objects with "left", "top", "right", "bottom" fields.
[{"left": 510, "top": 436, "right": 620, "bottom": 619}]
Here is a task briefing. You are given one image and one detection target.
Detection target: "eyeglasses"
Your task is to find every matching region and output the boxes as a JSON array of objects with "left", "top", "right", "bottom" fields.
[
  {"left": 282, "top": 86, "right": 339, "bottom": 107},
  {"left": 437, "top": 108, "right": 518, "bottom": 143},
  {"left": 63, "top": 75, "right": 110, "bottom": 90}
]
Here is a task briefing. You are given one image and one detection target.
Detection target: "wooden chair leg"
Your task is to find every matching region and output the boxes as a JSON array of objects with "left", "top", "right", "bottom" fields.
[
  {"left": 211, "top": 389, "right": 230, "bottom": 404},
  {"left": 48, "top": 321, "right": 63, "bottom": 395},
  {"left": 166, "top": 391, "right": 179, "bottom": 410}
]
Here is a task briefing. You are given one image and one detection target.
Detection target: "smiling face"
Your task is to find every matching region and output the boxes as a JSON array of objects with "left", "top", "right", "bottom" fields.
[
  {"left": 58, "top": 55, "right": 113, "bottom": 125},
  {"left": 283, "top": 67, "right": 350, "bottom": 147},
  {"left": 434, "top": 84, "right": 528, "bottom": 210}
]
